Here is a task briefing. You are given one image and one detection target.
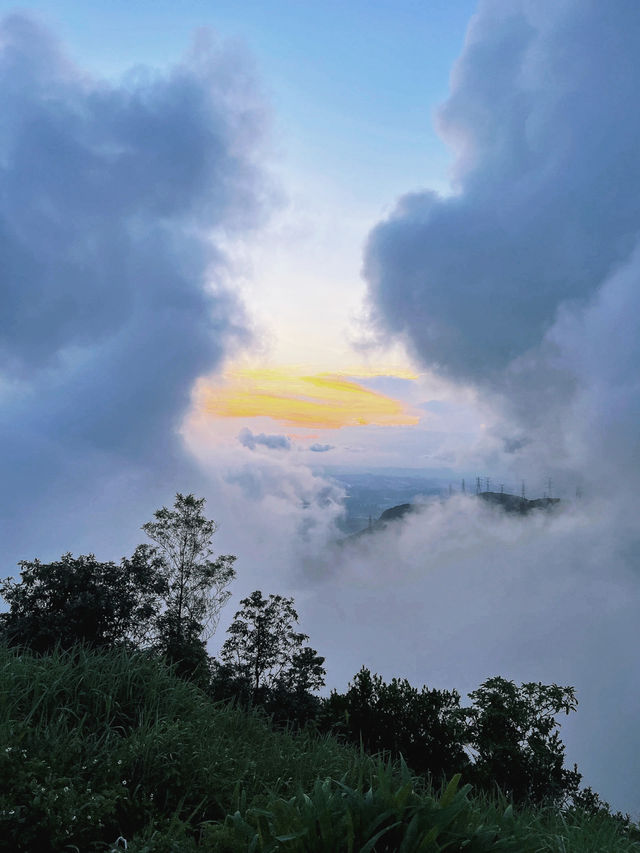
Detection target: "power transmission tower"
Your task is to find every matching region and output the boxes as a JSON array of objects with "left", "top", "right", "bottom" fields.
[
  {"left": 461, "top": 478, "right": 466, "bottom": 494},
  {"left": 476, "top": 476, "right": 481, "bottom": 495}
]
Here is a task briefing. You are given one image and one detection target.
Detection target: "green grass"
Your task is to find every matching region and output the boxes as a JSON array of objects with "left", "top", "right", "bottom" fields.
[{"left": 1, "top": 643, "right": 638, "bottom": 852}]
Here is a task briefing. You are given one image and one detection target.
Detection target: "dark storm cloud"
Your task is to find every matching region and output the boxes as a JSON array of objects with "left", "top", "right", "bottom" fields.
[
  {"left": 238, "top": 428, "right": 291, "bottom": 451},
  {"left": 0, "top": 14, "right": 271, "bottom": 563},
  {"left": 364, "top": 0, "right": 640, "bottom": 382}
]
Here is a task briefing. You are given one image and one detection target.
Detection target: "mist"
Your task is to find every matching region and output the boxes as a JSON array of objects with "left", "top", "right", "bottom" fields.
[{"left": 341, "top": 0, "right": 640, "bottom": 814}]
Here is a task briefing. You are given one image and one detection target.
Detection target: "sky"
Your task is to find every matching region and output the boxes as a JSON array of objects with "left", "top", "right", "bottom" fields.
[{"left": 2, "top": 0, "right": 640, "bottom": 815}]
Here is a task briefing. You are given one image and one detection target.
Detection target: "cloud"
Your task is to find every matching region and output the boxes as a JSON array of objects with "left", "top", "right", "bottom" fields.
[
  {"left": 309, "top": 443, "right": 334, "bottom": 453},
  {"left": 356, "top": 0, "right": 640, "bottom": 814},
  {"left": 295, "top": 492, "right": 640, "bottom": 814},
  {"left": 199, "top": 367, "right": 419, "bottom": 429},
  {"left": 0, "top": 14, "right": 271, "bottom": 565},
  {"left": 238, "top": 427, "right": 291, "bottom": 451},
  {"left": 180, "top": 436, "right": 346, "bottom": 591},
  {"left": 364, "top": 0, "right": 640, "bottom": 385}
]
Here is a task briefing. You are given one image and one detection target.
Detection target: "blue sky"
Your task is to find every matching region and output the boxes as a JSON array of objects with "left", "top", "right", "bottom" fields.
[{"left": 9, "top": 0, "right": 475, "bottom": 203}]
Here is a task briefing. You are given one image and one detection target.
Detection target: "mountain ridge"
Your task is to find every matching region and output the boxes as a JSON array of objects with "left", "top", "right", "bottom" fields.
[{"left": 344, "top": 491, "right": 561, "bottom": 541}]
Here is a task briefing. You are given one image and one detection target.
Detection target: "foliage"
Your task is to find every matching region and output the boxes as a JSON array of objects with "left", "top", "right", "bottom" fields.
[
  {"left": 142, "top": 494, "right": 236, "bottom": 660},
  {"left": 219, "top": 590, "right": 325, "bottom": 703},
  {"left": 569, "top": 785, "right": 635, "bottom": 834},
  {"left": 465, "top": 677, "right": 582, "bottom": 806},
  {"left": 0, "top": 498, "right": 630, "bottom": 846},
  {"left": 321, "top": 667, "right": 469, "bottom": 784},
  {"left": 0, "top": 643, "right": 361, "bottom": 852},
  {"left": 211, "top": 768, "right": 529, "bottom": 852},
  {"left": 321, "top": 671, "right": 585, "bottom": 809},
  {"left": 0, "top": 547, "right": 164, "bottom": 653},
  {"left": 0, "top": 494, "right": 233, "bottom": 682},
  {"left": 1, "top": 643, "right": 638, "bottom": 852}
]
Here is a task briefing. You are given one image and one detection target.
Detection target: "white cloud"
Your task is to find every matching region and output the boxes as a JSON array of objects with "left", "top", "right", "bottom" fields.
[{"left": 0, "top": 14, "right": 272, "bottom": 566}]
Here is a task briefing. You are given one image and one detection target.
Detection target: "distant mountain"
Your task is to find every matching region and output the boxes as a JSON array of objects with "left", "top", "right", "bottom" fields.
[
  {"left": 344, "top": 491, "right": 560, "bottom": 542},
  {"left": 478, "top": 491, "right": 560, "bottom": 513},
  {"left": 342, "top": 502, "right": 418, "bottom": 542},
  {"left": 327, "top": 470, "right": 446, "bottom": 535}
]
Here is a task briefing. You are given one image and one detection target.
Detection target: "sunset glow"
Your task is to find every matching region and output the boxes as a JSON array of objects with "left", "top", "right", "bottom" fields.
[{"left": 199, "top": 368, "right": 420, "bottom": 429}]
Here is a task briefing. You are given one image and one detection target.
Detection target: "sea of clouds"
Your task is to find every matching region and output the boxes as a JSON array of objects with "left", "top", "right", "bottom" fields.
[{"left": 330, "top": 0, "right": 640, "bottom": 812}]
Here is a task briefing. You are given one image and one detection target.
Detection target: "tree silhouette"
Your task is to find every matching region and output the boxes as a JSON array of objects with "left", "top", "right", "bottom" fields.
[
  {"left": 0, "top": 547, "right": 164, "bottom": 653},
  {"left": 465, "top": 676, "right": 582, "bottom": 804},
  {"left": 321, "top": 667, "right": 469, "bottom": 782},
  {"left": 142, "top": 493, "right": 235, "bottom": 676},
  {"left": 219, "top": 590, "right": 325, "bottom": 703}
]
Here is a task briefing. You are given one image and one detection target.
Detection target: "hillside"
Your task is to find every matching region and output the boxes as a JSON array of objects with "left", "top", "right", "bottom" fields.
[
  {"left": 477, "top": 490, "right": 561, "bottom": 513},
  {"left": 346, "top": 490, "right": 561, "bottom": 540},
  {"left": 2, "top": 644, "right": 637, "bottom": 852}
]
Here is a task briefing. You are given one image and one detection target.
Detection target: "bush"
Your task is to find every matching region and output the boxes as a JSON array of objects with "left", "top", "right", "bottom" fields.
[
  {"left": 0, "top": 549, "right": 164, "bottom": 653},
  {"left": 320, "top": 667, "right": 469, "bottom": 783}
]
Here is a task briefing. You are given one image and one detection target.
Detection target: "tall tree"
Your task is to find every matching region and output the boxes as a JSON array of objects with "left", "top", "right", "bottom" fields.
[
  {"left": 465, "top": 676, "right": 582, "bottom": 805},
  {"left": 219, "top": 590, "right": 325, "bottom": 702},
  {"left": 142, "top": 494, "right": 236, "bottom": 672}
]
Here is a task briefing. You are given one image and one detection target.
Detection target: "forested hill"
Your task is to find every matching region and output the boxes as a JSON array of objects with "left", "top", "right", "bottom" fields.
[
  {"left": 478, "top": 491, "right": 561, "bottom": 513},
  {"left": 347, "top": 491, "right": 561, "bottom": 540}
]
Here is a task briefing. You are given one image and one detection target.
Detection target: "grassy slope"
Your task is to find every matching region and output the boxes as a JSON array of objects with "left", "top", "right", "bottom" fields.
[{"left": 0, "top": 644, "right": 637, "bottom": 852}]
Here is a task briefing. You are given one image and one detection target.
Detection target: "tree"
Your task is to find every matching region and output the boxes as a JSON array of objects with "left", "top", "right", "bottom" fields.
[
  {"left": 320, "top": 668, "right": 469, "bottom": 782},
  {"left": 219, "top": 590, "right": 325, "bottom": 704},
  {"left": 465, "top": 676, "right": 582, "bottom": 805},
  {"left": 0, "top": 547, "right": 165, "bottom": 653},
  {"left": 142, "top": 493, "right": 236, "bottom": 675}
]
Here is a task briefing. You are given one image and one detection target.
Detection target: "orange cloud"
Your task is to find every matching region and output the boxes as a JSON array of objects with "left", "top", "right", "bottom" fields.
[{"left": 199, "top": 367, "right": 419, "bottom": 430}]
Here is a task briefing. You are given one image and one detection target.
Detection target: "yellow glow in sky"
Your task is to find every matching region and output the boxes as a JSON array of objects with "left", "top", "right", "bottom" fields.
[{"left": 200, "top": 367, "right": 419, "bottom": 429}]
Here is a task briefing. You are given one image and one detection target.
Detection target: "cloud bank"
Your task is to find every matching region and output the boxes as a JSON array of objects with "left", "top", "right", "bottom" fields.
[
  {"left": 0, "top": 14, "right": 271, "bottom": 564},
  {"left": 365, "top": 0, "right": 640, "bottom": 385},
  {"left": 297, "top": 493, "right": 639, "bottom": 812},
  {"left": 351, "top": 0, "right": 640, "bottom": 814},
  {"left": 363, "top": 0, "right": 640, "bottom": 494}
]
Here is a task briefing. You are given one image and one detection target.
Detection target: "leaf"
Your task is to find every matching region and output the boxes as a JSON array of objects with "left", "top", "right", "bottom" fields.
[
  {"left": 417, "top": 825, "right": 440, "bottom": 850},
  {"left": 439, "top": 775, "right": 462, "bottom": 809},
  {"left": 359, "top": 820, "right": 403, "bottom": 853}
]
